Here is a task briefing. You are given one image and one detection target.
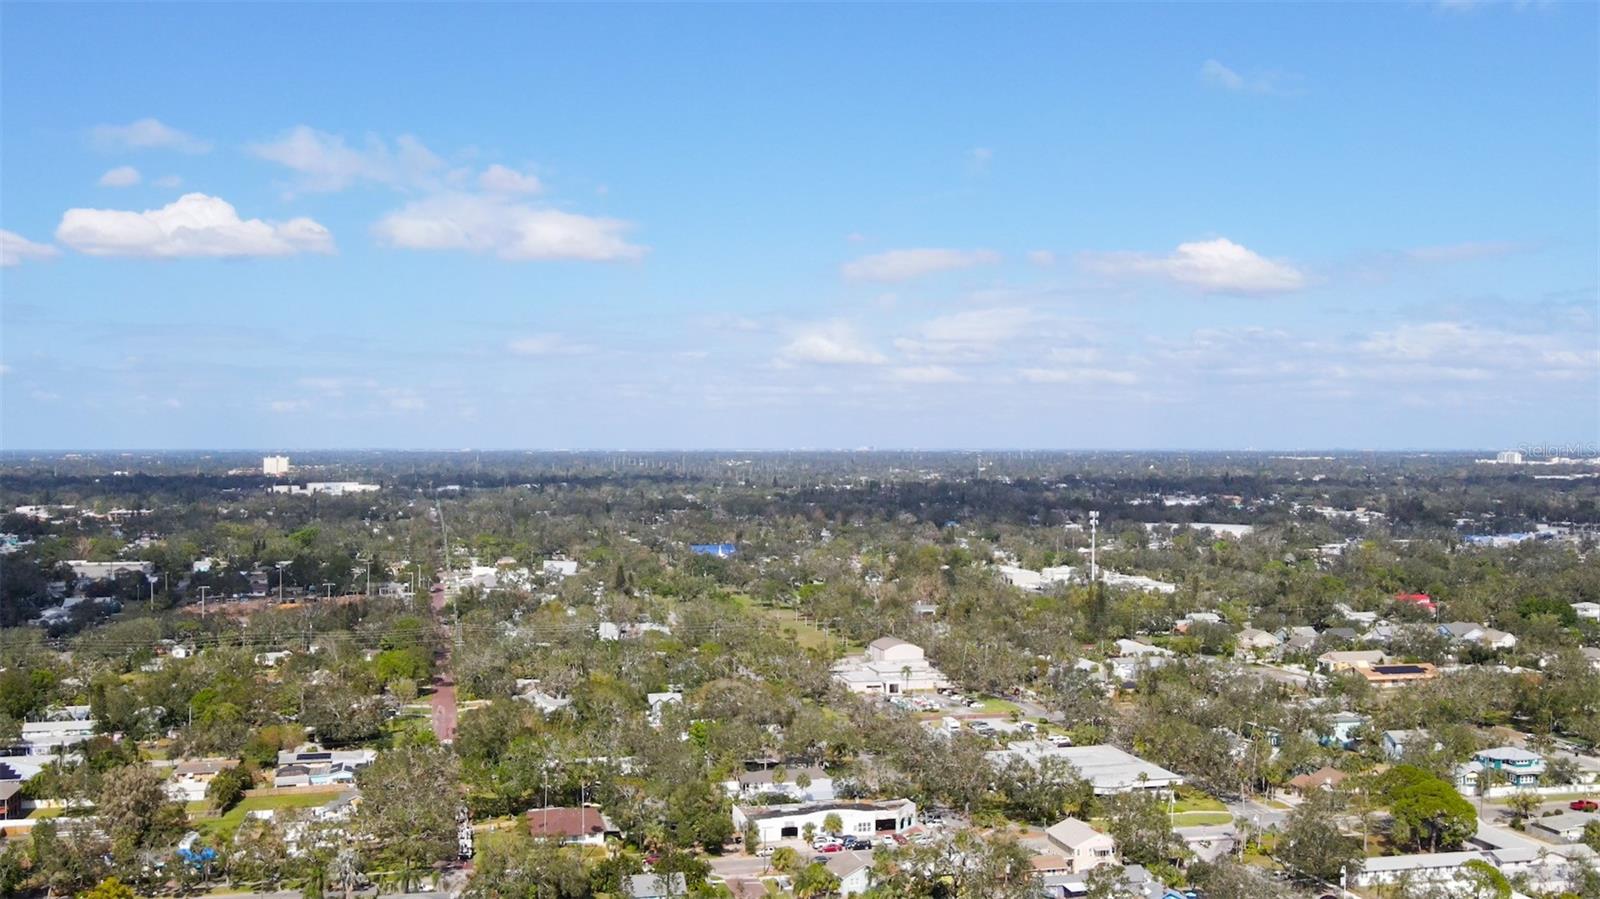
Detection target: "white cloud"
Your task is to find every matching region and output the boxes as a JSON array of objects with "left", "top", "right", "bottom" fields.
[
  {"left": 153, "top": 175, "right": 183, "bottom": 189},
  {"left": 250, "top": 125, "right": 444, "bottom": 193},
  {"left": 842, "top": 248, "right": 1000, "bottom": 282},
  {"left": 778, "top": 321, "right": 887, "bottom": 366},
  {"left": 373, "top": 193, "right": 644, "bottom": 262},
  {"left": 1018, "top": 367, "right": 1139, "bottom": 385},
  {"left": 91, "top": 118, "right": 211, "bottom": 153},
  {"left": 268, "top": 399, "right": 308, "bottom": 413},
  {"left": 1, "top": 229, "right": 61, "bottom": 267},
  {"left": 890, "top": 365, "right": 968, "bottom": 384},
  {"left": 1200, "top": 59, "right": 1298, "bottom": 96},
  {"left": 507, "top": 334, "right": 590, "bottom": 356},
  {"left": 479, "top": 164, "right": 543, "bottom": 194},
  {"left": 98, "top": 166, "right": 141, "bottom": 187},
  {"left": 895, "top": 307, "right": 1042, "bottom": 362},
  {"left": 1081, "top": 238, "right": 1306, "bottom": 294},
  {"left": 56, "top": 193, "right": 335, "bottom": 259},
  {"left": 1027, "top": 250, "right": 1056, "bottom": 267}
]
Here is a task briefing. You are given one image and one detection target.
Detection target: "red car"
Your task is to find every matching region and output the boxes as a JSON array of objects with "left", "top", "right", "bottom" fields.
[
  {"left": 819, "top": 843, "right": 843, "bottom": 853},
  {"left": 1570, "top": 799, "right": 1599, "bottom": 812}
]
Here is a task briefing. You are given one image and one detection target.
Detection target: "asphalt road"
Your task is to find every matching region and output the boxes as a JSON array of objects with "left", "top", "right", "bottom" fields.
[{"left": 429, "top": 584, "right": 458, "bottom": 744}]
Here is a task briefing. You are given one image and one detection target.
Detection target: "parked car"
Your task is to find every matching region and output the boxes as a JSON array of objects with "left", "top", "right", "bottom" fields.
[
  {"left": 1570, "top": 799, "right": 1599, "bottom": 811},
  {"left": 820, "top": 843, "right": 843, "bottom": 853},
  {"left": 756, "top": 846, "right": 774, "bottom": 857}
]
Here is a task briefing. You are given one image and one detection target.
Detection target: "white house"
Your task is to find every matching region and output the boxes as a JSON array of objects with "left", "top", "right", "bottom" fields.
[
  {"left": 1113, "top": 639, "right": 1173, "bottom": 658},
  {"left": 831, "top": 638, "right": 950, "bottom": 695},
  {"left": 732, "top": 799, "right": 917, "bottom": 845},
  {"left": 825, "top": 851, "right": 875, "bottom": 896},
  {"left": 1235, "top": 628, "right": 1282, "bottom": 653},
  {"left": 1572, "top": 601, "right": 1600, "bottom": 621},
  {"left": 19, "top": 718, "right": 98, "bottom": 755},
  {"left": 1529, "top": 811, "right": 1597, "bottom": 843},
  {"left": 647, "top": 691, "right": 683, "bottom": 727},
  {"left": 542, "top": 560, "right": 579, "bottom": 579},
  {"left": 273, "top": 747, "right": 376, "bottom": 788},
  {"left": 1382, "top": 729, "right": 1435, "bottom": 761},
  {"left": 1044, "top": 817, "right": 1117, "bottom": 874}
]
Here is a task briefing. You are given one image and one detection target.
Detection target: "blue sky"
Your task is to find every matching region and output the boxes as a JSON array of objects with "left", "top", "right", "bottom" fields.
[{"left": 2, "top": 2, "right": 1595, "bottom": 450}]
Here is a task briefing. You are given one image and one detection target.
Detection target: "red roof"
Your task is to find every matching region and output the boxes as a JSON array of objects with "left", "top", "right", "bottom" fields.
[{"left": 525, "top": 807, "right": 607, "bottom": 839}]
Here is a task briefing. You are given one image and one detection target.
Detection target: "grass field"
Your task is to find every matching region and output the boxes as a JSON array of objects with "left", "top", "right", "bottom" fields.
[
  {"left": 1170, "top": 811, "right": 1234, "bottom": 826},
  {"left": 1170, "top": 790, "right": 1228, "bottom": 814},
  {"left": 971, "top": 697, "right": 1022, "bottom": 715},
  {"left": 198, "top": 790, "right": 346, "bottom": 837}
]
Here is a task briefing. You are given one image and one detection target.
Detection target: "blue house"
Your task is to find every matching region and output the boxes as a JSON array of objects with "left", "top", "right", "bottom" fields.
[{"left": 690, "top": 543, "right": 737, "bottom": 558}]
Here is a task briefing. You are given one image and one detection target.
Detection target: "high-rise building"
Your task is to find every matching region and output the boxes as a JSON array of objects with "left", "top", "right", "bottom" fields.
[
  {"left": 1496, "top": 451, "right": 1524, "bottom": 464},
  {"left": 263, "top": 455, "right": 291, "bottom": 476}
]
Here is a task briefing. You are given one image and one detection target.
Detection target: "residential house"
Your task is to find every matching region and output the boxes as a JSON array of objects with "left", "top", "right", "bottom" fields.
[
  {"left": 1320, "top": 711, "right": 1368, "bottom": 748},
  {"left": 624, "top": 874, "right": 687, "bottom": 899},
  {"left": 513, "top": 680, "right": 573, "bottom": 716},
  {"left": 732, "top": 799, "right": 917, "bottom": 845},
  {"left": 1394, "top": 593, "right": 1438, "bottom": 615},
  {"left": 525, "top": 806, "right": 615, "bottom": 846},
  {"left": 0, "top": 781, "right": 22, "bottom": 821},
  {"left": 18, "top": 716, "right": 98, "bottom": 756},
  {"left": 1044, "top": 817, "right": 1117, "bottom": 874},
  {"left": 273, "top": 748, "right": 376, "bottom": 788},
  {"left": 1317, "top": 649, "right": 1386, "bottom": 672},
  {"left": 1286, "top": 766, "right": 1348, "bottom": 798},
  {"left": 1529, "top": 811, "right": 1597, "bottom": 843},
  {"left": 1235, "top": 628, "right": 1281, "bottom": 653},
  {"left": 1356, "top": 662, "right": 1439, "bottom": 688},
  {"left": 825, "top": 851, "right": 875, "bottom": 896},
  {"left": 166, "top": 759, "right": 232, "bottom": 802},
  {"left": 1472, "top": 747, "right": 1545, "bottom": 786},
  {"left": 1174, "top": 612, "right": 1221, "bottom": 633},
  {"left": 1383, "top": 730, "right": 1436, "bottom": 761},
  {"left": 541, "top": 560, "right": 579, "bottom": 579},
  {"left": 1113, "top": 639, "right": 1173, "bottom": 658},
  {"left": 831, "top": 638, "right": 951, "bottom": 695},
  {"left": 647, "top": 691, "right": 683, "bottom": 726},
  {"left": 1572, "top": 601, "right": 1600, "bottom": 621},
  {"left": 1438, "top": 621, "right": 1517, "bottom": 650}
]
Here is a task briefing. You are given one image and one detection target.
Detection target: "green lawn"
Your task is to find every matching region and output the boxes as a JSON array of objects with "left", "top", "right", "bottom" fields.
[
  {"left": 972, "top": 698, "right": 1021, "bottom": 715},
  {"left": 198, "top": 790, "right": 346, "bottom": 837},
  {"left": 1169, "top": 790, "right": 1227, "bottom": 814},
  {"left": 1170, "top": 811, "right": 1233, "bottom": 827}
]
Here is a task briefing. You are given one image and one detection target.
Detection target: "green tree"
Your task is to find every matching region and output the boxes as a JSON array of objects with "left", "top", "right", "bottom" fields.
[
  {"left": 822, "top": 812, "right": 844, "bottom": 835},
  {"left": 1387, "top": 774, "right": 1476, "bottom": 852},
  {"left": 1460, "top": 858, "right": 1512, "bottom": 899},
  {"left": 206, "top": 764, "right": 254, "bottom": 813},
  {"left": 1101, "top": 791, "right": 1173, "bottom": 866},
  {"left": 76, "top": 876, "right": 135, "bottom": 899},
  {"left": 355, "top": 745, "right": 462, "bottom": 891},
  {"left": 793, "top": 862, "right": 840, "bottom": 899},
  {"left": 97, "top": 764, "right": 187, "bottom": 870},
  {"left": 1276, "top": 790, "right": 1362, "bottom": 883}
]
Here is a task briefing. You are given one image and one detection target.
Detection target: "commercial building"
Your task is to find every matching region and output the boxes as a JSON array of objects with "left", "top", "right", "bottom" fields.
[
  {"left": 732, "top": 798, "right": 917, "bottom": 845},
  {"left": 263, "top": 455, "right": 291, "bottom": 476},
  {"left": 831, "top": 638, "right": 951, "bottom": 694},
  {"left": 985, "top": 742, "right": 1183, "bottom": 795}
]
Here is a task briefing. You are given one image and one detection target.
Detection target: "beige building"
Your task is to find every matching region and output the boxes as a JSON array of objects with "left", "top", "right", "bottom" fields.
[{"left": 1044, "top": 816, "right": 1117, "bottom": 874}]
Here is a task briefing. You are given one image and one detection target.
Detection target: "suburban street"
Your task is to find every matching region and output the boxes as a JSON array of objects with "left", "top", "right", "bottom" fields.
[{"left": 430, "top": 584, "right": 458, "bottom": 744}]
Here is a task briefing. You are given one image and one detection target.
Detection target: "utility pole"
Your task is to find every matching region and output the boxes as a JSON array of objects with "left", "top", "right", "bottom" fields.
[
  {"left": 198, "top": 586, "right": 209, "bottom": 618},
  {"left": 1088, "top": 510, "right": 1099, "bottom": 583}
]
